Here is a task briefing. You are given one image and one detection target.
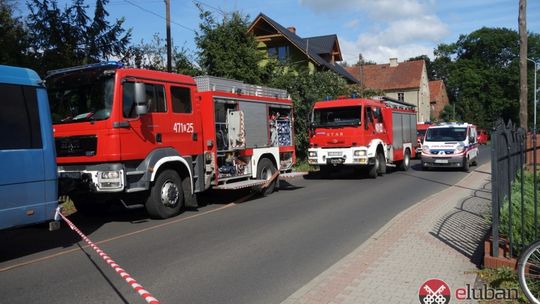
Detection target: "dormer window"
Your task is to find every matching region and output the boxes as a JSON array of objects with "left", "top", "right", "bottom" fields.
[{"left": 398, "top": 92, "right": 404, "bottom": 101}]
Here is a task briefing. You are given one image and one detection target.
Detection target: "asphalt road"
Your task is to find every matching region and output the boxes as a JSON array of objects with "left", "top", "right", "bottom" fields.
[{"left": 0, "top": 146, "right": 490, "bottom": 304}]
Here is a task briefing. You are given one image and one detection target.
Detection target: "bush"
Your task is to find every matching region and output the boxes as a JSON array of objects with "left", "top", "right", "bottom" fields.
[{"left": 499, "top": 171, "right": 539, "bottom": 255}]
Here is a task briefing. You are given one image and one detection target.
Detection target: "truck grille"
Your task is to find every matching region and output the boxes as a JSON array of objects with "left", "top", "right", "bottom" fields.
[{"left": 55, "top": 136, "right": 97, "bottom": 157}]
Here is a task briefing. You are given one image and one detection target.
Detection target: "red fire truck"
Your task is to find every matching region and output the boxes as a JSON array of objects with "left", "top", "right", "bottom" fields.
[
  {"left": 308, "top": 96, "right": 416, "bottom": 178},
  {"left": 46, "top": 62, "right": 296, "bottom": 218}
]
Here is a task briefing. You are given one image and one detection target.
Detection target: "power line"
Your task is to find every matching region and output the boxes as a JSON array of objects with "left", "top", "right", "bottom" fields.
[{"left": 122, "top": 0, "right": 196, "bottom": 33}]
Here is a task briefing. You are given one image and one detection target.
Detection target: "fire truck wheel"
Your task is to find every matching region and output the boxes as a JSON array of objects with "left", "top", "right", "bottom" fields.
[
  {"left": 399, "top": 149, "right": 411, "bottom": 171},
  {"left": 71, "top": 195, "right": 110, "bottom": 216},
  {"left": 146, "top": 169, "right": 184, "bottom": 219},
  {"left": 368, "top": 157, "right": 379, "bottom": 179},
  {"left": 257, "top": 158, "right": 277, "bottom": 196},
  {"left": 377, "top": 152, "right": 386, "bottom": 176}
]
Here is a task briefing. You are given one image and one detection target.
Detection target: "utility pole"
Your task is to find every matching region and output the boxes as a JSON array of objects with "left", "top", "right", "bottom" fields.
[
  {"left": 519, "top": 0, "right": 528, "bottom": 130},
  {"left": 165, "top": 0, "right": 172, "bottom": 72}
]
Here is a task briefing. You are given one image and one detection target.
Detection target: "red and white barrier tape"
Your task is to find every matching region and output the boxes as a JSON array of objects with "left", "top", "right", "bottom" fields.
[{"left": 55, "top": 207, "right": 160, "bottom": 304}]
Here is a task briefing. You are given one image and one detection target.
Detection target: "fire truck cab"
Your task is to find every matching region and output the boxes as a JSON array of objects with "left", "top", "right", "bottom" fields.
[
  {"left": 47, "top": 62, "right": 295, "bottom": 218},
  {"left": 307, "top": 96, "right": 416, "bottom": 178}
]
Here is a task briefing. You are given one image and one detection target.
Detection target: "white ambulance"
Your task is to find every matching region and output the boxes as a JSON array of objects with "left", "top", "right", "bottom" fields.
[{"left": 420, "top": 122, "right": 479, "bottom": 172}]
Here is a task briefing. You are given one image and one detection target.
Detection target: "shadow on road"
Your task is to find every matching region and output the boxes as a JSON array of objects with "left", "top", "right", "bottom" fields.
[
  {"left": 429, "top": 181, "right": 492, "bottom": 266},
  {"left": 0, "top": 185, "right": 287, "bottom": 264}
]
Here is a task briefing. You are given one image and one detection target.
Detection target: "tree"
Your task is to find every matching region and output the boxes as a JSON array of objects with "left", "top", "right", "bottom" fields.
[
  {"left": 0, "top": 0, "right": 32, "bottom": 66},
  {"left": 195, "top": 5, "right": 266, "bottom": 84},
  {"left": 269, "top": 70, "right": 351, "bottom": 157},
  {"left": 431, "top": 27, "right": 540, "bottom": 129},
  {"left": 25, "top": 0, "right": 131, "bottom": 75},
  {"left": 126, "top": 34, "right": 200, "bottom": 76}
]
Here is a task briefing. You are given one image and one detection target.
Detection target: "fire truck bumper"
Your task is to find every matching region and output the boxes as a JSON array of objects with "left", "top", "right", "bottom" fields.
[
  {"left": 307, "top": 148, "right": 370, "bottom": 166},
  {"left": 58, "top": 163, "right": 126, "bottom": 194},
  {"left": 421, "top": 155, "right": 465, "bottom": 168}
]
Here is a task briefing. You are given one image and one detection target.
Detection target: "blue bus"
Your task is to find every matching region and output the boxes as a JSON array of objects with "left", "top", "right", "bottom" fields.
[{"left": 0, "top": 65, "right": 58, "bottom": 230}]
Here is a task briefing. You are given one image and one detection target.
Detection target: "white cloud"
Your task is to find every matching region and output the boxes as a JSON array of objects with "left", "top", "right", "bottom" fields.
[
  {"left": 344, "top": 19, "right": 360, "bottom": 29},
  {"left": 301, "top": 0, "right": 448, "bottom": 64},
  {"left": 299, "top": 0, "right": 433, "bottom": 19}
]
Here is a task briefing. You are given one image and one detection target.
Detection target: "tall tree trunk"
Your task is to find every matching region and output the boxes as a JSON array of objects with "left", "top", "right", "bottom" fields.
[{"left": 519, "top": 0, "right": 528, "bottom": 130}]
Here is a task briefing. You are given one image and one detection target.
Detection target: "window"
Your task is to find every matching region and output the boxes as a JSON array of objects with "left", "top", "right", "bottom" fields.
[
  {"left": 123, "top": 82, "right": 166, "bottom": 118},
  {"left": 0, "top": 84, "right": 42, "bottom": 150},
  {"left": 171, "top": 86, "right": 192, "bottom": 113},
  {"left": 313, "top": 106, "right": 361, "bottom": 127},
  {"left": 268, "top": 46, "right": 289, "bottom": 62},
  {"left": 397, "top": 92, "right": 404, "bottom": 101}
]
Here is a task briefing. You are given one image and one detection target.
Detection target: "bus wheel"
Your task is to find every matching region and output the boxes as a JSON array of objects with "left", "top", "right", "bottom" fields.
[
  {"left": 257, "top": 158, "right": 277, "bottom": 196},
  {"left": 146, "top": 169, "right": 184, "bottom": 219}
]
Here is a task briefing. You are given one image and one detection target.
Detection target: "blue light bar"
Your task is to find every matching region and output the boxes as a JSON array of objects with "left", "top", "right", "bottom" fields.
[{"left": 46, "top": 61, "right": 123, "bottom": 79}]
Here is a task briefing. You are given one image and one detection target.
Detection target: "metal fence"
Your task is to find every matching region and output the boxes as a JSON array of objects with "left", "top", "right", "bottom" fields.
[{"left": 491, "top": 118, "right": 536, "bottom": 258}]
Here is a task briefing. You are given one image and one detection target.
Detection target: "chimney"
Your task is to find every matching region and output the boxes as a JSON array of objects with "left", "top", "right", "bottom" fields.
[
  {"left": 287, "top": 26, "right": 296, "bottom": 34},
  {"left": 389, "top": 58, "right": 398, "bottom": 67}
]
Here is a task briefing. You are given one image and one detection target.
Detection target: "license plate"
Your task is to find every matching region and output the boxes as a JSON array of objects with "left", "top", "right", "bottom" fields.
[
  {"left": 60, "top": 172, "right": 81, "bottom": 179},
  {"left": 329, "top": 158, "right": 344, "bottom": 165},
  {"left": 434, "top": 159, "right": 449, "bottom": 164},
  {"left": 328, "top": 151, "right": 342, "bottom": 157}
]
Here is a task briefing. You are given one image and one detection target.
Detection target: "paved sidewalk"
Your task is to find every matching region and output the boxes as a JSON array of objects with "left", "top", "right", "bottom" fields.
[{"left": 281, "top": 163, "right": 492, "bottom": 304}]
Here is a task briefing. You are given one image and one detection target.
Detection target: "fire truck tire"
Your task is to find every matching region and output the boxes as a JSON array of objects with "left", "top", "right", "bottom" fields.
[
  {"left": 71, "top": 195, "right": 110, "bottom": 216},
  {"left": 368, "top": 157, "right": 379, "bottom": 179},
  {"left": 399, "top": 149, "right": 411, "bottom": 171},
  {"left": 377, "top": 152, "right": 386, "bottom": 176},
  {"left": 257, "top": 158, "right": 277, "bottom": 196},
  {"left": 146, "top": 169, "right": 184, "bottom": 219}
]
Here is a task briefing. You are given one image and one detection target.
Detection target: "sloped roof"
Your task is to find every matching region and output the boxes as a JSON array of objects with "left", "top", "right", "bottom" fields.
[
  {"left": 303, "top": 35, "right": 342, "bottom": 61},
  {"left": 248, "top": 13, "right": 358, "bottom": 84},
  {"left": 429, "top": 80, "right": 444, "bottom": 101},
  {"left": 345, "top": 60, "right": 425, "bottom": 90}
]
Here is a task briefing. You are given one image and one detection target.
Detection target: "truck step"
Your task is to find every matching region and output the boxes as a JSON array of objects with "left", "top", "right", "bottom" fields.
[
  {"left": 126, "top": 170, "right": 145, "bottom": 176},
  {"left": 125, "top": 187, "right": 147, "bottom": 193},
  {"left": 280, "top": 172, "right": 308, "bottom": 179},
  {"left": 214, "top": 179, "right": 267, "bottom": 190}
]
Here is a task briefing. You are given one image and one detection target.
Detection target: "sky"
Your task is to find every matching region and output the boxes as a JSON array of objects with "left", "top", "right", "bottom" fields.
[{"left": 15, "top": 0, "right": 540, "bottom": 65}]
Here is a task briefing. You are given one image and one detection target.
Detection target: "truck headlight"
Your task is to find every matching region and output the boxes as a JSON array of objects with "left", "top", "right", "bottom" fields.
[
  {"left": 97, "top": 170, "right": 123, "bottom": 190},
  {"left": 422, "top": 145, "right": 430, "bottom": 154},
  {"left": 309, "top": 151, "right": 317, "bottom": 157},
  {"left": 101, "top": 171, "right": 120, "bottom": 179},
  {"left": 354, "top": 150, "right": 366, "bottom": 156},
  {"left": 455, "top": 144, "right": 465, "bottom": 153}
]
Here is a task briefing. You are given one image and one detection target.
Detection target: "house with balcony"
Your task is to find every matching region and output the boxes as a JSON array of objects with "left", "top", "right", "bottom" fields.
[
  {"left": 247, "top": 13, "right": 358, "bottom": 84},
  {"left": 345, "top": 58, "right": 430, "bottom": 122}
]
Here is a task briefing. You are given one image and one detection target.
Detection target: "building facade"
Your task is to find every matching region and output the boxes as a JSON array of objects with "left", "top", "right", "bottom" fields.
[
  {"left": 346, "top": 58, "right": 430, "bottom": 122},
  {"left": 248, "top": 13, "right": 358, "bottom": 84}
]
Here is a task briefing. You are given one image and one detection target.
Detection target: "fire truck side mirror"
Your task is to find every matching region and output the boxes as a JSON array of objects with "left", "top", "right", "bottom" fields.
[{"left": 134, "top": 82, "right": 148, "bottom": 115}]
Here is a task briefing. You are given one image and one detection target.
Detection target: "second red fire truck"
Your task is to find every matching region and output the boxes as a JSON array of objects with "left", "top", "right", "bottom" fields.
[
  {"left": 308, "top": 96, "right": 417, "bottom": 177},
  {"left": 46, "top": 62, "right": 296, "bottom": 218}
]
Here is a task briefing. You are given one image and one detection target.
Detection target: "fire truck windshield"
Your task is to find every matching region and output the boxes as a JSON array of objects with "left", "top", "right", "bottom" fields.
[
  {"left": 425, "top": 127, "right": 467, "bottom": 142},
  {"left": 47, "top": 72, "right": 114, "bottom": 124},
  {"left": 313, "top": 106, "right": 362, "bottom": 127}
]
